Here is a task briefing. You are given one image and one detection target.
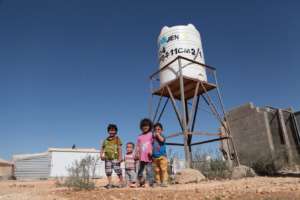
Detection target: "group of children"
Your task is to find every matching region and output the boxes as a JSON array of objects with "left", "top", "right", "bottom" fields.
[{"left": 100, "top": 118, "right": 168, "bottom": 189}]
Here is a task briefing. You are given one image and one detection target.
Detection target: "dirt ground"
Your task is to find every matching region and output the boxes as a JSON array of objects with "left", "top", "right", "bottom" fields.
[{"left": 0, "top": 177, "right": 300, "bottom": 200}]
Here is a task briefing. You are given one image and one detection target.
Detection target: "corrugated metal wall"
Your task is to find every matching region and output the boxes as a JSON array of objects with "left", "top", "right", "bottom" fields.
[{"left": 14, "top": 153, "right": 50, "bottom": 180}]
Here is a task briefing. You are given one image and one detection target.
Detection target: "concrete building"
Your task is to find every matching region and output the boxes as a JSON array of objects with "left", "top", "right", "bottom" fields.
[
  {"left": 13, "top": 148, "right": 107, "bottom": 180},
  {"left": 0, "top": 158, "right": 14, "bottom": 180},
  {"left": 295, "top": 111, "right": 300, "bottom": 130},
  {"left": 222, "top": 103, "right": 300, "bottom": 170}
]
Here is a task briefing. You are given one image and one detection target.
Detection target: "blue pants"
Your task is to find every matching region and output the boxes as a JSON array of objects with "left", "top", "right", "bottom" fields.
[{"left": 137, "top": 161, "right": 154, "bottom": 185}]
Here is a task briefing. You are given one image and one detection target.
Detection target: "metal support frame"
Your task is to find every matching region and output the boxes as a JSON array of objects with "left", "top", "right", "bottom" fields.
[
  {"left": 191, "top": 137, "right": 229, "bottom": 146},
  {"left": 149, "top": 55, "right": 240, "bottom": 168},
  {"left": 167, "top": 85, "right": 184, "bottom": 131},
  {"left": 178, "top": 58, "right": 192, "bottom": 168}
]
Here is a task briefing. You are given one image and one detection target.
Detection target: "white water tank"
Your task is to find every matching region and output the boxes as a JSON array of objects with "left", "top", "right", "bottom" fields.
[{"left": 158, "top": 24, "right": 207, "bottom": 86}]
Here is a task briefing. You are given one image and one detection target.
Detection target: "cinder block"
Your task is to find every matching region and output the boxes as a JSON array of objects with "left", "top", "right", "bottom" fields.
[{"left": 226, "top": 102, "right": 256, "bottom": 121}]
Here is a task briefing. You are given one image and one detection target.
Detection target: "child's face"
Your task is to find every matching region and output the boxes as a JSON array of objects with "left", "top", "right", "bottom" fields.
[
  {"left": 126, "top": 144, "right": 134, "bottom": 153},
  {"left": 141, "top": 125, "right": 150, "bottom": 133},
  {"left": 108, "top": 128, "right": 117, "bottom": 137},
  {"left": 154, "top": 126, "right": 162, "bottom": 134}
]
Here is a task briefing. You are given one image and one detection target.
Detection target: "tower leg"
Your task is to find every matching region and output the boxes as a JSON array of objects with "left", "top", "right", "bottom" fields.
[
  {"left": 178, "top": 58, "right": 192, "bottom": 168},
  {"left": 185, "top": 100, "right": 193, "bottom": 168}
]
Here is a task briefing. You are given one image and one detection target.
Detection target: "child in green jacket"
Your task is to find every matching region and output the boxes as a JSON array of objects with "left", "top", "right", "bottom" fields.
[{"left": 100, "top": 124, "right": 124, "bottom": 188}]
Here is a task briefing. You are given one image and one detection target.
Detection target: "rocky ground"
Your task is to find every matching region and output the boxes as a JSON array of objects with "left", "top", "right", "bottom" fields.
[{"left": 0, "top": 177, "right": 300, "bottom": 200}]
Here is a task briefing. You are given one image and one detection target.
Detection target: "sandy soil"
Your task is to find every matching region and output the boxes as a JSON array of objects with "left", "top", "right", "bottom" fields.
[{"left": 0, "top": 177, "right": 300, "bottom": 200}]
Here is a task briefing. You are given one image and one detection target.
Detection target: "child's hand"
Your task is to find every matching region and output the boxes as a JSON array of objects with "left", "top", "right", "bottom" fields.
[
  {"left": 134, "top": 151, "right": 140, "bottom": 160},
  {"left": 134, "top": 155, "right": 140, "bottom": 161},
  {"left": 154, "top": 132, "right": 161, "bottom": 138},
  {"left": 148, "top": 152, "right": 152, "bottom": 160},
  {"left": 118, "top": 157, "right": 123, "bottom": 163},
  {"left": 100, "top": 153, "right": 105, "bottom": 161}
]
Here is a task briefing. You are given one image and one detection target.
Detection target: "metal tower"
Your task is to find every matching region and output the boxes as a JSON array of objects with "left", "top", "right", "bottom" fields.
[{"left": 149, "top": 55, "right": 240, "bottom": 168}]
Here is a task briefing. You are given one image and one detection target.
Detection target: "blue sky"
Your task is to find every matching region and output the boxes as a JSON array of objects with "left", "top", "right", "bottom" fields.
[{"left": 0, "top": 0, "right": 299, "bottom": 160}]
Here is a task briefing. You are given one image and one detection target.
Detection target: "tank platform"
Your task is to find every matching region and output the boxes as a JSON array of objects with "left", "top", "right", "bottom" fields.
[{"left": 152, "top": 76, "right": 216, "bottom": 100}]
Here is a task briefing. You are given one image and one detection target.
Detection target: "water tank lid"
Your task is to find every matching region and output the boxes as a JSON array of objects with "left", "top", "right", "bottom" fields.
[{"left": 159, "top": 24, "right": 198, "bottom": 33}]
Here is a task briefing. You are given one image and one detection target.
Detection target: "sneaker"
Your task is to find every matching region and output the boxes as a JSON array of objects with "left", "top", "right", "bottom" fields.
[
  {"left": 151, "top": 183, "right": 159, "bottom": 187},
  {"left": 117, "top": 183, "right": 126, "bottom": 188},
  {"left": 139, "top": 178, "right": 146, "bottom": 187},
  {"left": 104, "top": 184, "right": 113, "bottom": 189}
]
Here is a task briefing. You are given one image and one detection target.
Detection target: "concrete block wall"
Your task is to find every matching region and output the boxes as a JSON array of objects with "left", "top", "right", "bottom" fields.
[
  {"left": 223, "top": 103, "right": 300, "bottom": 169},
  {"left": 225, "top": 103, "right": 274, "bottom": 166},
  {"left": 295, "top": 112, "right": 300, "bottom": 127},
  {"left": 281, "top": 111, "right": 300, "bottom": 161},
  {"left": 264, "top": 109, "right": 287, "bottom": 164}
]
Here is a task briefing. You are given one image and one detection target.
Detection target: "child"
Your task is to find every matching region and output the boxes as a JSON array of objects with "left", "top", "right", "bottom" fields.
[
  {"left": 100, "top": 124, "right": 124, "bottom": 189},
  {"left": 124, "top": 142, "right": 137, "bottom": 187},
  {"left": 135, "top": 118, "right": 154, "bottom": 187},
  {"left": 153, "top": 123, "right": 168, "bottom": 187}
]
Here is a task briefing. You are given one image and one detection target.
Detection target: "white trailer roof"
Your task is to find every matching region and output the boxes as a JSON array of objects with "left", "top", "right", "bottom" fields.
[
  {"left": 13, "top": 152, "right": 49, "bottom": 161},
  {"left": 48, "top": 148, "right": 100, "bottom": 153}
]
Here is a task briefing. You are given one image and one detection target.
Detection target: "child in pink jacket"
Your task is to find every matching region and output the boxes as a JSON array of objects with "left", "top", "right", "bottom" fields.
[{"left": 135, "top": 118, "right": 154, "bottom": 187}]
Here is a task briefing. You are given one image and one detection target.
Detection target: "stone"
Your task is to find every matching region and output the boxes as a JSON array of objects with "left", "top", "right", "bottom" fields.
[
  {"left": 231, "top": 165, "right": 256, "bottom": 179},
  {"left": 195, "top": 188, "right": 201, "bottom": 193},
  {"left": 174, "top": 168, "right": 206, "bottom": 184}
]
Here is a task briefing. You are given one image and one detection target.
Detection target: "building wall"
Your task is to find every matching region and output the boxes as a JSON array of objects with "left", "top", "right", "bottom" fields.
[
  {"left": 281, "top": 111, "right": 300, "bottom": 160},
  {"left": 264, "top": 109, "right": 287, "bottom": 164},
  {"left": 0, "top": 164, "right": 13, "bottom": 179},
  {"left": 226, "top": 103, "right": 274, "bottom": 166},
  {"left": 14, "top": 153, "right": 50, "bottom": 180},
  {"left": 295, "top": 112, "right": 300, "bottom": 127},
  {"left": 50, "top": 151, "right": 106, "bottom": 178},
  {"left": 295, "top": 111, "right": 300, "bottom": 146},
  {"left": 14, "top": 150, "right": 125, "bottom": 180},
  {"left": 224, "top": 103, "right": 300, "bottom": 169}
]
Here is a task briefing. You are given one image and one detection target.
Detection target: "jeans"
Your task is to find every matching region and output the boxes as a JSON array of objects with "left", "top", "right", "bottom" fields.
[
  {"left": 125, "top": 169, "right": 136, "bottom": 184},
  {"left": 137, "top": 161, "right": 154, "bottom": 185}
]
